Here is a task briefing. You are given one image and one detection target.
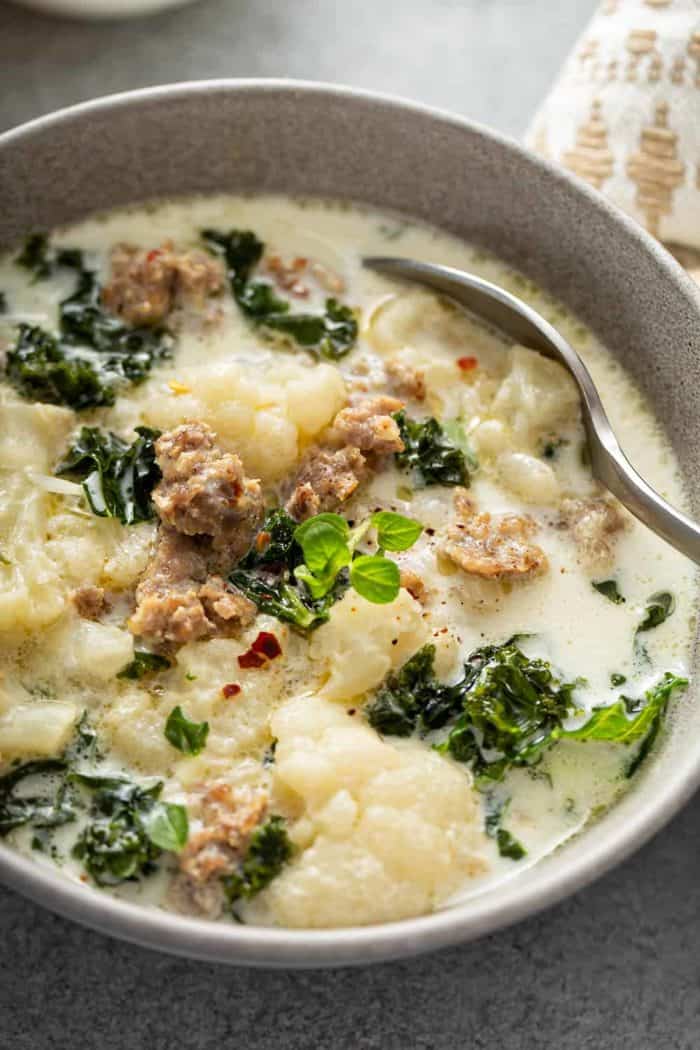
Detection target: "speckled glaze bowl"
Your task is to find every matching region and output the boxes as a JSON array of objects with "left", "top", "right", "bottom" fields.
[{"left": 0, "top": 80, "right": 698, "bottom": 968}]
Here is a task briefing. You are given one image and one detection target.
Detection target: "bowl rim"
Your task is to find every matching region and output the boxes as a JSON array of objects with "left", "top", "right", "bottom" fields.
[{"left": 1, "top": 77, "right": 699, "bottom": 968}]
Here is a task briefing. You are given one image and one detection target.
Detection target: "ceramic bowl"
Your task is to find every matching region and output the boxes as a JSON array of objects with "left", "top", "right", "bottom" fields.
[{"left": 0, "top": 80, "right": 698, "bottom": 968}]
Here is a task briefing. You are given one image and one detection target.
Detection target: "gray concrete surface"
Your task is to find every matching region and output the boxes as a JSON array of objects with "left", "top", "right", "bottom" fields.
[{"left": 1, "top": 2, "right": 698, "bottom": 1047}]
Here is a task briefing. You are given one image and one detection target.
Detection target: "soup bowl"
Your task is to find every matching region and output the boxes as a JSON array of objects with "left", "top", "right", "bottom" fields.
[{"left": 0, "top": 79, "right": 698, "bottom": 967}]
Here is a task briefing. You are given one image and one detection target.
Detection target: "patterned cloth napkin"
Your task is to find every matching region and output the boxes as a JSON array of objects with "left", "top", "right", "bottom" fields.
[{"left": 527, "top": 0, "right": 700, "bottom": 270}]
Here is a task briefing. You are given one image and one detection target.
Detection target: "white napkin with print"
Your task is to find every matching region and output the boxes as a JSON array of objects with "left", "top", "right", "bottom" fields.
[{"left": 527, "top": 0, "right": 700, "bottom": 258}]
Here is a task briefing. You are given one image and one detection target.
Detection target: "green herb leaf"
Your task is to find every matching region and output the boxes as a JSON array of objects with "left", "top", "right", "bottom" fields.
[
  {"left": 117, "top": 650, "right": 172, "bottom": 680},
  {"left": 638, "top": 591, "right": 675, "bottom": 632},
  {"left": 293, "top": 513, "right": 349, "bottom": 575},
  {"left": 350, "top": 554, "right": 401, "bottom": 604},
  {"left": 56, "top": 426, "right": 162, "bottom": 525},
  {"left": 393, "top": 410, "right": 468, "bottom": 487},
  {"left": 370, "top": 510, "right": 423, "bottom": 552},
  {"left": 164, "top": 706, "right": 209, "bottom": 756},
  {"left": 140, "top": 802, "right": 189, "bottom": 852},
  {"left": 592, "top": 579, "right": 625, "bottom": 605},
  {"left": 222, "top": 815, "right": 292, "bottom": 906},
  {"left": 610, "top": 672, "right": 627, "bottom": 687}
]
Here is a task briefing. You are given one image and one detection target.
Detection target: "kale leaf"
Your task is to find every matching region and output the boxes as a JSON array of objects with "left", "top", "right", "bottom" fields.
[
  {"left": 439, "top": 642, "right": 579, "bottom": 783},
  {"left": 71, "top": 774, "right": 188, "bottom": 886},
  {"left": 483, "top": 796, "right": 527, "bottom": 860},
  {"left": 367, "top": 639, "right": 686, "bottom": 786},
  {"left": 562, "top": 672, "right": 687, "bottom": 778},
  {"left": 638, "top": 591, "right": 675, "bottom": 632},
  {"left": 6, "top": 245, "right": 171, "bottom": 410},
  {"left": 201, "top": 227, "right": 358, "bottom": 361},
  {"left": 366, "top": 644, "right": 462, "bottom": 737},
  {"left": 117, "top": 650, "right": 172, "bottom": 680},
  {"left": 222, "top": 815, "right": 292, "bottom": 907},
  {"left": 0, "top": 759, "right": 74, "bottom": 836},
  {"left": 56, "top": 426, "right": 162, "bottom": 524},
  {"left": 496, "top": 828, "right": 527, "bottom": 860},
  {"left": 393, "top": 410, "right": 469, "bottom": 487},
  {"left": 592, "top": 579, "right": 625, "bottom": 605},
  {"left": 368, "top": 640, "right": 577, "bottom": 785},
  {"left": 6, "top": 325, "right": 119, "bottom": 410}
]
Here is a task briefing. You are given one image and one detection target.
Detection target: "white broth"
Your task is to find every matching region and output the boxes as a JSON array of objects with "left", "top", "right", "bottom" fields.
[{"left": 0, "top": 196, "right": 692, "bottom": 928}]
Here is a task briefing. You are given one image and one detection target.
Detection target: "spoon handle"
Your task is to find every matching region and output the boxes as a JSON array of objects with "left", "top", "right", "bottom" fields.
[
  {"left": 363, "top": 255, "right": 700, "bottom": 567},
  {"left": 588, "top": 424, "right": 700, "bottom": 566}
]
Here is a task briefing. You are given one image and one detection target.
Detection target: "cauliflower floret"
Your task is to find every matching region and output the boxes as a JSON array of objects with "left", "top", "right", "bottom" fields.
[
  {"left": 251, "top": 695, "right": 486, "bottom": 927},
  {"left": 309, "top": 589, "right": 428, "bottom": 701}
]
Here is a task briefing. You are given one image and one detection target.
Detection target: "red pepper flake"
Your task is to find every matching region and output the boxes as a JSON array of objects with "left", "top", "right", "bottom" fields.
[
  {"left": 457, "top": 356, "right": 478, "bottom": 372},
  {"left": 237, "top": 630, "right": 282, "bottom": 669},
  {"left": 146, "top": 248, "right": 162, "bottom": 264},
  {"left": 222, "top": 682, "right": 242, "bottom": 699},
  {"left": 251, "top": 630, "right": 282, "bottom": 659},
  {"left": 238, "top": 649, "right": 267, "bottom": 669}
]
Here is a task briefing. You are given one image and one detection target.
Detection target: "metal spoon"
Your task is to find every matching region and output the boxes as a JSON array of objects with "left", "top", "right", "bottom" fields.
[{"left": 363, "top": 256, "right": 700, "bottom": 566}]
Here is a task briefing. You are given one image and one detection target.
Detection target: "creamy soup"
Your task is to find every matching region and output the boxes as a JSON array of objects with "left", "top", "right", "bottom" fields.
[{"left": 0, "top": 197, "right": 692, "bottom": 928}]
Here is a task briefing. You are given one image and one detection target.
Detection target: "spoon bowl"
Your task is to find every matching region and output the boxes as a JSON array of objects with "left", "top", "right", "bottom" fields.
[{"left": 364, "top": 255, "right": 700, "bottom": 567}]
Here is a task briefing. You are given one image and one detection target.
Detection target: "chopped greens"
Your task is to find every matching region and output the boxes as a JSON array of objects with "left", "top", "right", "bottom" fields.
[
  {"left": 610, "top": 673, "right": 627, "bottom": 687},
  {"left": 0, "top": 291, "right": 7, "bottom": 314},
  {"left": 393, "top": 410, "right": 469, "bottom": 487},
  {"left": 71, "top": 773, "right": 188, "bottom": 886},
  {"left": 56, "top": 426, "right": 162, "bottom": 525},
  {"left": 201, "top": 227, "right": 357, "bottom": 360},
  {"left": 0, "top": 759, "right": 74, "bottom": 836},
  {"left": 222, "top": 815, "right": 293, "bottom": 907},
  {"left": 0, "top": 722, "right": 188, "bottom": 886},
  {"left": 6, "top": 244, "right": 171, "bottom": 409},
  {"left": 564, "top": 673, "right": 687, "bottom": 779},
  {"left": 484, "top": 797, "right": 527, "bottom": 860},
  {"left": 117, "top": 650, "right": 172, "bottom": 680},
  {"left": 592, "top": 579, "right": 625, "bottom": 605},
  {"left": 496, "top": 828, "right": 527, "bottom": 861},
  {"left": 232, "top": 507, "right": 422, "bottom": 628},
  {"left": 638, "top": 591, "right": 675, "bottom": 632},
  {"left": 366, "top": 640, "right": 685, "bottom": 786},
  {"left": 231, "top": 509, "right": 345, "bottom": 631},
  {"left": 164, "top": 706, "right": 210, "bottom": 756}
]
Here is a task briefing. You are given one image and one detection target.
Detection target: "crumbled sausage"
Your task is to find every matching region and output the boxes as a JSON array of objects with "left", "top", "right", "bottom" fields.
[
  {"left": 330, "top": 395, "right": 405, "bottom": 456},
  {"left": 128, "top": 529, "right": 256, "bottom": 648},
  {"left": 153, "top": 422, "right": 264, "bottom": 565},
  {"left": 440, "top": 489, "right": 548, "bottom": 580},
  {"left": 558, "top": 497, "right": 628, "bottom": 570},
  {"left": 285, "top": 446, "right": 367, "bottom": 521},
  {"left": 71, "top": 584, "right": 108, "bottom": 621},
  {"left": 265, "top": 254, "right": 310, "bottom": 298},
  {"left": 385, "top": 359, "right": 426, "bottom": 401},
  {"left": 101, "top": 241, "right": 224, "bottom": 327},
  {"left": 285, "top": 397, "right": 404, "bottom": 521},
  {"left": 130, "top": 423, "right": 262, "bottom": 649},
  {"left": 310, "top": 260, "right": 345, "bottom": 294},
  {"left": 399, "top": 568, "right": 426, "bottom": 601},
  {"left": 169, "top": 783, "right": 269, "bottom": 918}
]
